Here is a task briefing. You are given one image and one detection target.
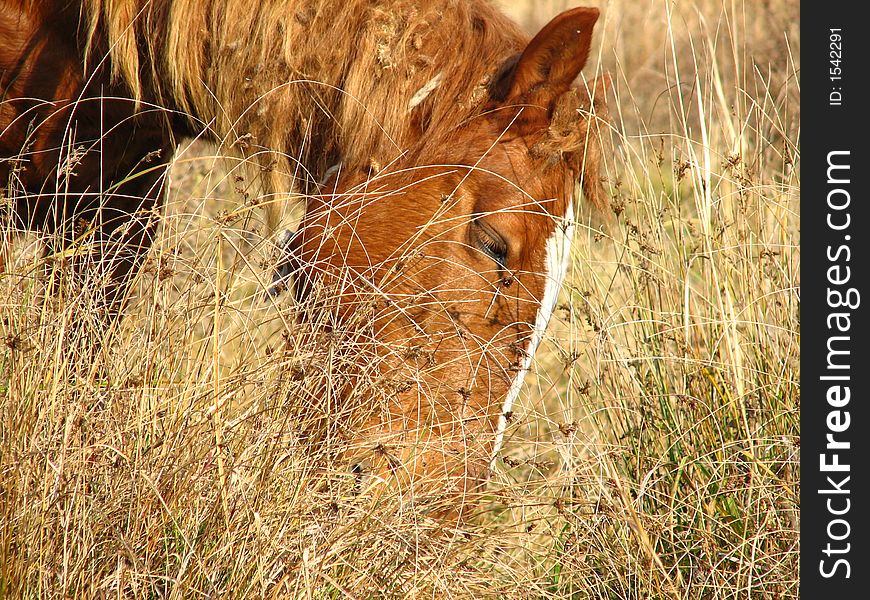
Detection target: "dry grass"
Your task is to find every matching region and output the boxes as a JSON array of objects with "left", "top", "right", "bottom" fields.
[{"left": 1, "top": 0, "right": 799, "bottom": 597}]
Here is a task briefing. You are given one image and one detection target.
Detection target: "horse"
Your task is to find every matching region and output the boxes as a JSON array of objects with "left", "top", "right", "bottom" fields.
[{"left": 1, "top": 0, "right": 609, "bottom": 508}]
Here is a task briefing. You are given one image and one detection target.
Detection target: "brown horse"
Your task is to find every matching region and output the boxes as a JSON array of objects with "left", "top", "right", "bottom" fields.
[{"left": 1, "top": 0, "right": 608, "bottom": 507}]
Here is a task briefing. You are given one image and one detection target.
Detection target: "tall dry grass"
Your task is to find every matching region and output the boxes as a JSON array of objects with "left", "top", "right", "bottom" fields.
[{"left": 1, "top": 0, "right": 799, "bottom": 597}]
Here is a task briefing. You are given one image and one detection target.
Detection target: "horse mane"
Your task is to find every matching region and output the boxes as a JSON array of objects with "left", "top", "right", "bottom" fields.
[{"left": 79, "top": 0, "right": 530, "bottom": 192}]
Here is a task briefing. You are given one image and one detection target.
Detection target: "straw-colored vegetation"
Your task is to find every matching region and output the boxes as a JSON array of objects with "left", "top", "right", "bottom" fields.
[{"left": 1, "top": 0, "right": 799, "bottom": 597}]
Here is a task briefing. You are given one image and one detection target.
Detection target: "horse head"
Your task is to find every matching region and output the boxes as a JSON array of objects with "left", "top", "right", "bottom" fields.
[{"left": 275, "top": 7, "right": 609, "bottom": 512}]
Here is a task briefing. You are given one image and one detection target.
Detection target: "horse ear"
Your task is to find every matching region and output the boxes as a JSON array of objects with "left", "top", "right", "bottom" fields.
[{"left": 507, "top": 7, "right": 600, "bottom": 102}]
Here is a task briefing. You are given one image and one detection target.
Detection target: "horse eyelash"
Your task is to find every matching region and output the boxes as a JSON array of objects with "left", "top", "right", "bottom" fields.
[{"left": 472, "top": 219, "right": 508, "bottom": 270}]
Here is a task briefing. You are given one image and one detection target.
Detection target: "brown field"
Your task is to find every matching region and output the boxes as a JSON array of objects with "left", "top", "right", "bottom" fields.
[{"left": 1, "top": 0, "right": 799, "bottom": 597}]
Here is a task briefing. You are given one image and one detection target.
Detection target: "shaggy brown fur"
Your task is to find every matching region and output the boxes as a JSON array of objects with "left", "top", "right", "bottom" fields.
[
  {"left": 3, "top": 0, "right": 606, "bottom": 212},
  {"left": 79, "top": 0, "right": 540, "bottom": 188}
]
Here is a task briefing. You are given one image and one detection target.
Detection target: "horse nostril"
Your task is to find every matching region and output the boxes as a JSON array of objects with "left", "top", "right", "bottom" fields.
[{"left": 350, "top": 461, "right": 370, "bottom": 494}]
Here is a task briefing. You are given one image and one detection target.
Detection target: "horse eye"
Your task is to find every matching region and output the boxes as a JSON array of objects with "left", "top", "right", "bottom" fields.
[{"left": 471, "top": 219, "right": 508, "bottom": 269}]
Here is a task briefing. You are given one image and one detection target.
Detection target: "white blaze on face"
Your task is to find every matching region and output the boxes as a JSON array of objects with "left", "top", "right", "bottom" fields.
[{"left": 491, "top": 199, "right": 575, "bottom": 467}]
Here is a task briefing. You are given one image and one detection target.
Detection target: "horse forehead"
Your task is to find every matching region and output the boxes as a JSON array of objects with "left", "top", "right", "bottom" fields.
[
  {"left": 482, "top": 139, "right": 575, "bottom": 198},
  {"left": 529, "top": 201, "right": 573, "bottom": 257},
  {"left": 466, "top": 158, "right": 573, "bottom": 212}
]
